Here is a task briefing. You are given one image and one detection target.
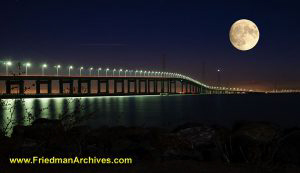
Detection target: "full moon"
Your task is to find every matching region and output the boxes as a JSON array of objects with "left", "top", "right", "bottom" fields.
[{"left": 229, "top": 19, "right": 259, "bottom": 51}]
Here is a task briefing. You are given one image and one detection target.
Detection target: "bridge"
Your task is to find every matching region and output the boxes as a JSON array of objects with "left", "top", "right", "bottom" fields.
[
  {"left": 0, "top": 62, "right": 250, "bottom": 98},
  {"left": 0, "top": 75, "right": 248, "bottom": 98}
]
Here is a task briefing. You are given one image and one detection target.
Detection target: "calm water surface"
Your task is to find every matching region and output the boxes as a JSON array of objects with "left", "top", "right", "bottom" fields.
[{"left": 1, "top": 94, "right": 300, "bottom": 133}]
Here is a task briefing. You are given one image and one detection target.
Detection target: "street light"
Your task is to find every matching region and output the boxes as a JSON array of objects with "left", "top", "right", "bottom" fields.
[
  {"left": 129, "top": 70, "right": 132, "bottom": 76},
  {"left": 42, "top": 64, "right": 47, "bottom": 76},
  {"left": 55, "top": 65, "right": 61, "bottom": 76},
  {"left": 97, "top": 68, "right": 101, "bottom": 77},
  {"left": 69, "top": 66, "right": 73, "bottom": 76},
  {"left": 119, "top": 69, "right": 122, "bottom": 76},
  {"left": 140, "top": 70, "right": 143, "bottom": 76},
  {"left": 106, "top": 68, "right": 109, "bottom": 76},
  {"left": 135, "top": 70, "right": 138, "bottom": 77},
  {"left": 113, "top": 69, "right": 116, "bottom": 76},
  {"left": 80, "top": 67, "right": 84, "bottom": 76},
  {"left": 4, "top": 61, "right": 12, "bottom": 76},
  {"left": 25, "top": 62, "right": 31, "bottom": 76},
  {"left": 125, "top": 70, "right": 128, "bottom": 77},
  {"left": 89, "top": 67, "right": 93, "bottom": 76}
]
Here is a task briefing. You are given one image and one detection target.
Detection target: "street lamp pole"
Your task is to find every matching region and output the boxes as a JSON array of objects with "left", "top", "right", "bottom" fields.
[
  {"left": 69, "top": 66, "right": 73, "bottom": 76},
  {"left": 42, "top": 64, "right": 47, "bottom": 76},
  {"left": 119, "top": 69, "right": 122, "bottom": 76},
  {"left": 25, "top": 63, "right": 31, "bottom": 76},
  {"left": 113, "top": 69, "right": 116, "bottom": 76},
  {"left": 80, "top": 67, "right": 83, "bottom": 76},
  {"left": 106, "top": 68, "right": 109, "bottom": 77},
  {"left": 5, "top": 61, "right": 12, "bottom": 76},
  {"left": 98, "top": 68, "right": 101, "bottom": 77},
  {"left": 56, "top": 65, "right": 61, "bottom": 76},
  {"left": 89, "top": 68, "right": 93, "bottom": 76}
]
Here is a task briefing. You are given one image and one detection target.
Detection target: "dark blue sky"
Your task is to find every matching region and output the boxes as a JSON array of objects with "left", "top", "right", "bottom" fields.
[{"left": 0, "top": 0, "right": 300, "bottom": 90}]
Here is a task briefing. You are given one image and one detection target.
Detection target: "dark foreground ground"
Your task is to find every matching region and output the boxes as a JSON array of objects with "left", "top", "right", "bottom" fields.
[{"left": 1, "top": 118, "right": 300, "bottom": 173}]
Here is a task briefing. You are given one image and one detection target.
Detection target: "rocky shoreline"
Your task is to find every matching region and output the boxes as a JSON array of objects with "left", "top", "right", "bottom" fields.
[{"left": 1, "top": 118, "right": 300, "bottom": 172}]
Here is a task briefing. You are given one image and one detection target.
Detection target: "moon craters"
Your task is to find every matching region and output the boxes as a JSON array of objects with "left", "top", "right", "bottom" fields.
[{"left": 229, "top": 19, "right": 259, "bottom": 51}]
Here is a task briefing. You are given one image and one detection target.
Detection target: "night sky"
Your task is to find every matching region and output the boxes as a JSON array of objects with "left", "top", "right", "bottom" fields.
[{"left": 0, "top": 0, "right": 300, "bottom": 91}]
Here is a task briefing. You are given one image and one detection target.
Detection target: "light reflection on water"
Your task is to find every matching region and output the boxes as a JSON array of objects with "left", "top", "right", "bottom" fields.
[{"left": 1, "top": 94, "right": 300, "bottom": 135}]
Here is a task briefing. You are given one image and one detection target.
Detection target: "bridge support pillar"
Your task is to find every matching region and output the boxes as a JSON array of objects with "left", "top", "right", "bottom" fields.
[
  {"left": 148, "top": 79, "right": 157, "bottom": 94},
  {"left": 59, "top": 80, "right": 63, "bottom": 94},
  {"left": 48, "top": 81, "right": 52, "bottom": 94},
  {"left": 181, "top": 81, "right": 184, "bottom": 94},
  {"left": 169, "top": 80, "right": 176, "bottom": 94},
  {"left": 4, "top": 80, "right": 23, "bottom": 94},
  {"left": 106, "top": 80, "right": 109, "bottom": 94},
  {"left": 174, "top": 80, "right": 177, "bottom": 93},
  {"left": 161, "top": 80, "right": 165, "bottom": 93},
  {"left": 87, "top": 80, "right": 91, "bottom": 94},
  {"left": 167, "top": 80, "right": 170, "bottom": 93},
  {"left": 185, "top": 82, "right": 188, "bottom": 94},
  {"left": 70, "top": 80, "right": 74, "bottom": 94},
  {"left": 97, "top": 80, "right": 101, "bottom": 94},
  {"left": 36, "top": 80, "right": 41, "bottom": 94},
  {"left": 78, "top": 80, "right": 81, "bottom": 94},
  {"left": 154, "top": 80, "right": 157, "bottom": 94}
]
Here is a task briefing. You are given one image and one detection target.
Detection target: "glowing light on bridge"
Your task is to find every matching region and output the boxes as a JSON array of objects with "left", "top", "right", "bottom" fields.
[
  {"left": 24, "top": 62, "right": 31, "bottom": 76},
  {"left": 42, "top": 64, "right": 47, "bottom": 76},
  {"left": 55, "top": 65, "right": 61, "bottom": 76},
  {"left": 0, "top": 61, "right": 253, "bottom": 93},
  {"left": 119, "top": 69, "right": 122, "bottom": 76},
  {"left": 97, "top": 68, "right": 101, "bottom": 77},
  {"left": 113, "top": 69, "right": 116, "bottom": 76},
  {"left": 68, "top": 66, "right": 73, "bottom": 76},
  {"left": 106, "top": 68, "right": 109, "bottom": 76},
  {"left": 4, "top": 61, "right": 12, "bottom": 76},
  {"left": 89, "top": 67, "right": 93, "bottom": 76},
  {"left": 80, "top": 67, "right": 84, "bottom": 76}
]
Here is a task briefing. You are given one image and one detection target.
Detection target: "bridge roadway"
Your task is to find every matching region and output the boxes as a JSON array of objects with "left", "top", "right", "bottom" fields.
[{"left": 0, "top": 75, "right": 244, "bottom": 98}]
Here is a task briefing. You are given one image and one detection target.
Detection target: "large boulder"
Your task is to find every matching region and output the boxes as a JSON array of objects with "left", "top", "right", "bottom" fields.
[
  {"left": 154, "top": 123, "right": 217, "bottom": 161},
  {"left": 230, "top": 122, "right": 282, "bottom": 163},
  {"left": 174, "top": 124, "right": 215, "bottom": 148},
  {"left": 275, "top": 129, "right": 300, "bottom": 166}
]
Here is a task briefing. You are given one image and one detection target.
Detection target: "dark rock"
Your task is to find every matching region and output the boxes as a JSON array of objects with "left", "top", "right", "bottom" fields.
[
  {"left": 12, "top": 118, "right": 64, "bottom": 141},
  {"left": 0, "top": 131, "right": 15, "bottom": 159},
  {"left": 232, "top": 121, "right": 281, "bottom": 143},
  {"left": 158, "top": 124, "right": 218, "bottom": 161},
  {"left": 66, "top": 125, "right": 91, "bottom": 141},
  {"left": 230, "top": 122, "right": 282, "bottom": 163},
  {"left": 175, "top": 125, "right": 215, "bottom": 148},
  {"left": 275, "top": 130, "right": 300, "bottom": 166}
]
